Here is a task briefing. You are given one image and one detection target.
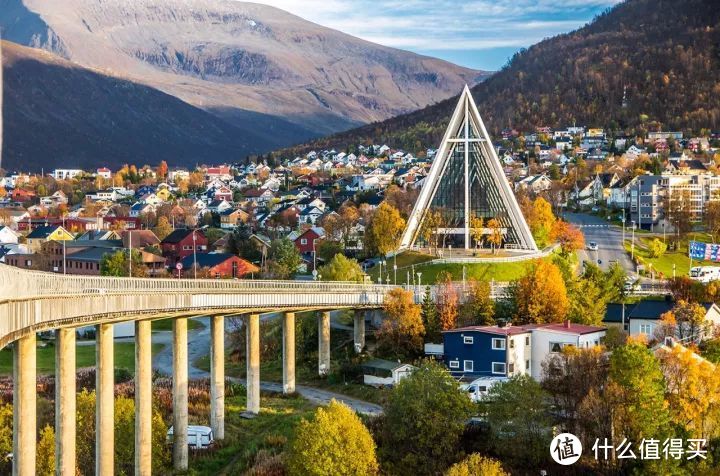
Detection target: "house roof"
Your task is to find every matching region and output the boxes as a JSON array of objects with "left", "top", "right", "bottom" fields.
[
  {"left": 603, "top": 303, "right": 635, "bottom": 323},
  {"left": 360, "top": 359, "right": 415, "bottom": 372},
  {"left": 27, "top": 225, "right": 64, "bottom": 239},
  {"left": 66, "top": 247, "right": 118, "bottom": 263},
  {"left": 627, "top": 300, "right": 674, "bottom": 320},
  {"left": 537, "top": 322, "right": 606, "bottom": 335},
  {"left": 161, "top": 229, "right": 203, "bottom": 244},
  {"left": 443, "top": 324, "right": 534, "bottom": 336},
  {"left": 121, "top": 230, "right": 160, "bottom": 248}
]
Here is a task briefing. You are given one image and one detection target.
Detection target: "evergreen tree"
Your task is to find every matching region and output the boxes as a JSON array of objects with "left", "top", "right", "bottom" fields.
[{"left": 421, "top": 286, "right": 440, "bottom": 342}]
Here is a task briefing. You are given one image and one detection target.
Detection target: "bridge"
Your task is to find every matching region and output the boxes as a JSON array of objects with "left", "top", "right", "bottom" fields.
[{"left": 0, "top": 264, "right": 398, "bottom": 475}]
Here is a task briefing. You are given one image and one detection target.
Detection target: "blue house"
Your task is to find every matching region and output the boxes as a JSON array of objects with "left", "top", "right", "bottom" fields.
[{"left": 442, "top": 324, "right": 534, "bottom": 379}]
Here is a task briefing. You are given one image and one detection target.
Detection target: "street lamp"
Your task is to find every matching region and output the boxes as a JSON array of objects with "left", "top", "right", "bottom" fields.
[
  {"left": 381, "top": 260, "right": 386, "bottom": 284},
  {"left": 393, "top": 253, "right": 397, "bottom": 286},
  {"left": 631, "top": 220, "right": 636, "bottom": 260},
  {"left": 378, "top": 261, "right": 383, "bottom": 284},
  {"left": 192, "top": 230, "right": 197, "bottom": 280},
  {"left": 417, "top": 272, "right": 422, "bottom": 288}
]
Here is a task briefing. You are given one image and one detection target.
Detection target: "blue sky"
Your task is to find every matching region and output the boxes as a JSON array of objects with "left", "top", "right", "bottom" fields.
[{"left": 252, "top": 0, "right": 621, "bottom": 71}]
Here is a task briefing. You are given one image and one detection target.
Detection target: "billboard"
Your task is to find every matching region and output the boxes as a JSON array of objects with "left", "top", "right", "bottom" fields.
[{"left": 689, "top": 241, "right": 720, "bottom": 261}]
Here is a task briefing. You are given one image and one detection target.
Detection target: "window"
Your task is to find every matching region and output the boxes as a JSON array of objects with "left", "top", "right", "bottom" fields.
[
  {"left": 525, "top": 336, "right": 530, "bottom": 346},
  {"left": 549, "top": 342, "right": 565, "bottom": 353},
  {"left": 526, "top": 360, "right": 530, "bottom": 371},
  {"left": 510, "top": 339, "right": 515, "bottom": 349},
  {"left": 300, "top": 238, "right": 307, "bottom": 245},
  {"left": 463, "top": 360, "right": 474, "bottom": 372},
  {"left": 449, "top": 360, "right": 460, "bottom": 369},
  {"left": 640, "top": 324, "right": 652, "bottom": 335},
  {"left": 492, "top": 362, "right": 506, "bottom": 375},
  {"left": 491, "top": 338, "right": 505, "bottom": 350},
  {"left": 508, "top": 363, "right": 515, "bottom": 373},
  {"left": 463, "top": 336, "right": 473, "bottom": 344}
]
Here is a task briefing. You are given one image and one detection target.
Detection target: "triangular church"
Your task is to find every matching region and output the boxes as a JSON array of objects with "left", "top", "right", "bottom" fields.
[{"left": 399, "top": 86, "right": 537, "bottom": 251}]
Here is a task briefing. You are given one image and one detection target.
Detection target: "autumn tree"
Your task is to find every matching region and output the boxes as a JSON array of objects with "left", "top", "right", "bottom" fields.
[
  {"left": 469, "top": 216, "right": 484, "bottom": 249},
  {"left": 525, "top": 197, "right": 556, "bottom": 248},
  {"left": 0, "top": 403, "right": 11, "bottom": 475},
  {"left": 486, "top": 218, "right": 503, "bottom": 253},
  {"left": 511, "top": 260, "right": 569, "bottom": 323},
  {"left": 445, "top": 454, "right": 508, "bottom": 476},
  {"left": 704, "top": 201, "right": 720, "bottom": 242},
  {"left": 436, "top": 275, "right": 459, "bottom": 330},
  {"left": 672, "top": 300, "right": 708, "bottom": 342},
  {"left": 156, "top": 160, "right": 168, "bottom": 180},
  {"left": 379, "top": 360, "right": 474, "bottom": 476},
  {"left": 653, "top": 311, "right": 677, "bottom": 342},
  {"left": 378, "top": 288, "right": 425, "bottom": 357},
  {"left": 552, "top": 220, "right": 584, "bottom": 256},
  {"left": 365, "top": 202, "right": 406, "bottom": 256},
  {"left": 419, "top": 209, "right": 443, "bottom": 252},
  {"left": 152, "top": 216, "right": 173, "bottom": 240},
  {"left": 648, "top": 238, "right": 667, "bottom": 258},
  {"left": 568, "top": 278, "right": 606, "bottom": 325},
  {"left": 459, "top": 279, "right": 494, "bottom": 327},
  {"left": 658, "top": 344, "right": 720, "bottom": 439},
  {"left": 36, "top": 424, "right": 55, "bottom": 476},
  {"left": 268, "top": 238, "right": 301, "bottom": 279},
  {"left": 318, "top": 254, "right": 365, "bottom": 282},
  {"left": 288, "top": 400, "right": 378, "bottom": 476},
  {"left": 100, "top": 249, "right": 148, "bottom": 277}
]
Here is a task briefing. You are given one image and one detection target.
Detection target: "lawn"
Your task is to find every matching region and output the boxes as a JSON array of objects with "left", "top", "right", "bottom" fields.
[
  {"left": 151, "top": 317, "right": 206, "bottom": 332},
  {"left": 625, "top": 236, "right": 715, "bottom": 278},
  {"left": 367, "top": 250, "right": 541, "bottom": 284},
  {"left": 187, "top": 391, "right": 315, "bottom": 475},
  {"left": 0, "top": 342, "right": 165, "bottom": 375}
]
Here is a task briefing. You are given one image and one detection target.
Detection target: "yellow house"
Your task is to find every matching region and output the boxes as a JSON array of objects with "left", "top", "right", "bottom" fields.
[
  {"left": 26, "top": 225, "right": 74, "bottom": 252},
  {"left": 156, "top": 188, "right": 174, "bottom": 202}
]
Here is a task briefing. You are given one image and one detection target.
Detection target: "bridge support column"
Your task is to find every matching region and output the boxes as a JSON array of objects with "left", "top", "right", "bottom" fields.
[
  {"left": 210, "top": 315, "right": 224, "bottom": 440},
  {"left": 173, "top": 317, "right": 189, "bottom": 471},
  {"left": 135, "top": 320, "right": 152, "bottom": 476},
  {"left": 55, "top": 328, "right": 76, "bottom": 476},
  {"left": 282, "top": 312, "right": 295, "bottom": 394},
  {"left": 246, "top": 314, "right": 260, "bottom": 414},
  {"left": 96, "top": 323, "right": 114, "bottom": 476},
  {"left": 353, "top": 310, "right": 365, "bottom": 353},
  {"left": 12, "top": 333, "right": 35, "bottom": 476},
  {"left": 318, "top": 311, "right": 330, "bottom": 376}
]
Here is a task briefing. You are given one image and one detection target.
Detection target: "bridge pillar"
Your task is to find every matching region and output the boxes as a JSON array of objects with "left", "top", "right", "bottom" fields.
[
  {"left": 318, "top": 311, "right": 330, "bottom": 376},
  {"left": 353, "top": 310, "right": 366, "bottom": 353},
  {"left": 12, "top": 333, "right": 36, "bottom": 476},
  {"left": 173, "top": 317, "right": 189, "bottom": 471},
  {"left": 282, "top": 312, "right": 295, "bottom": 394},
  {"left": 210, "top": 315, "right": 225, "bottom": 440},
  {"left": 96, "top": 323, "right": 114, "bottom": 476},
  {"left": 135, "top": 320, "right": 152, "bottom": 476},
  {"left": 246, "top": 313, "right": 260, "bottom": 414},
  {"left": 55, "top": 328, "right": 76, "bottom": 476}
]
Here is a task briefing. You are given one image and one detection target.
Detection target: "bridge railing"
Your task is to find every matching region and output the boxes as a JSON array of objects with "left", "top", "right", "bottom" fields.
[{"left": 0, "top": 264, "right": 395, "bottom": 300}]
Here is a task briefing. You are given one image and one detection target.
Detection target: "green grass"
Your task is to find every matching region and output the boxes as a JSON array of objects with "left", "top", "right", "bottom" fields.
[
  {"left": 187, "top": 392, "right": 315, "bottom": 475},
  {"left": 624, "top": 235, "right": 716, "bottom": 278},
  {"left": 151, "top": 317, "right": 206, "bottom": 332},
  {"left": 0, "top": 342, "right": 165, "bottom": 375}
]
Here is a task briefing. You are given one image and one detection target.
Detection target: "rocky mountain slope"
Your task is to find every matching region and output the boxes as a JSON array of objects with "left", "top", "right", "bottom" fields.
[
  {"left": 0, "top": 40, "right": 275, "bottom": 171},
  {"left": 1, "top": 0, "right": 487, "bottom": 141},
  {"left": 276, "top": 0, "right": 720, "bottom": 156}
]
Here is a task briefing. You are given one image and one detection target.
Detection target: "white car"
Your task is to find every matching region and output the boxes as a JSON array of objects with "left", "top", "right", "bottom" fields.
[{"left": 587, "top": 241, "right": 598, "bottom": 251}]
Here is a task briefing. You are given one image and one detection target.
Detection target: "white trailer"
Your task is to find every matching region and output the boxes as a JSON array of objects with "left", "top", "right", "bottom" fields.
[
  {"left": 460, "top": 377, "right": 508, "bottom": 403},
  {"left": 690, "top": 266, "right": 720, "bottom": 283},
  {"left": 167, "top": 425, "right": 215, "bottom": 449}
]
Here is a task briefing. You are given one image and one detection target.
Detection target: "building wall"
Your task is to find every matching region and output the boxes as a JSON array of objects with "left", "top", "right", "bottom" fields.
[
  {"left": 443, "top": 331, "right": 508, "bottom": 378},
  {"left": 530, "top": 330, "right": 606, "bottom": 380},
  {"left": 506, "top": 333, "right": 531, "bottom": 376}
]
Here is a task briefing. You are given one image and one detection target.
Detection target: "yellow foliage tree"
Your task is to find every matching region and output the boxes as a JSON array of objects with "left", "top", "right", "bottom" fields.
[
  {"left": 486, "top": 218, "right": 503, "bottom": 253},
  {"left": 365, "top": 202, "right": 406, "bottom": 256},
  {"left": 36, "top": 424, "right": 55, "bottom": 476},
  {"left": 470, "top": 216, "right": 484, "bottom": 249},
  {"left": 512, "top": 260, "right": 569, "bottom": 323},
  {"left": 445, "top": 454, "right": 509, "bottom": 476},
  {"left": 527, "top": 197, "right": 556, "bottom": 248},
  {"left": 378, "top": 288, "right": 425, "bottom": 357},
  {"left": 288, "top": 400, "right": 379, "bottom": 476}
]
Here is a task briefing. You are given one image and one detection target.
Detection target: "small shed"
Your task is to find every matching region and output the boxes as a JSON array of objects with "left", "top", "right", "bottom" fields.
[{"left": 361, "top": 359, "right": 416, "bottom": 387}]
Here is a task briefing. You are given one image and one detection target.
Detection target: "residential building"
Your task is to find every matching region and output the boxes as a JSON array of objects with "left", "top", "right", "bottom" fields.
[
  {"left": 26, "top": 225, "right": 74, "bottom": 252},
  {"left": 160, "top": 229, "right": 208, "bottom": 265},
  {"left": 178, "top": 253, "right": 258, "bottom": 278},
  {"left": 529, "top": 322, "right": 606, "bottom": 380}
]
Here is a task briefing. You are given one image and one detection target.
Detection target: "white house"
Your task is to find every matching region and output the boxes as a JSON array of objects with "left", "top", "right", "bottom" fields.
[
  {"left": 0, "top": 226, "right": 19, "bottom": 245},
  {"left": 530, "top": 322, "right": 606, "bottom": 381}
]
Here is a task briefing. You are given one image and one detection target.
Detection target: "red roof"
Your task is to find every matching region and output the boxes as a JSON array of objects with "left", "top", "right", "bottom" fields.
[
  {"left": 444, "top": 324, "right": 535, "bottom": 336},
  {"left": 535, "top": 322, "right": 605, "bottom": 335},
  {"left": 445, "top": 321, "right": 605, "bottom": 336}
]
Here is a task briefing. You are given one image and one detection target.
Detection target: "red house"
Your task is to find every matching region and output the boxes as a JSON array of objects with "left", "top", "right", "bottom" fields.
[
  {"left": 292, "top": 227, "right": 326, "bottom": 256},
  {"left": 160, "top": 229, "right": 208, "bottom": 265},
  {"left": 179, "top": 253, "right": 259, "bottom": 278}
]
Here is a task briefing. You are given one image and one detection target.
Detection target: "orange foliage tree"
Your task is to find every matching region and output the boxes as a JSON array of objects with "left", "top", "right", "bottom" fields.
[
  {"left": 552, "top": 221, "right": 584, "bottom": 256},
  {"left": 511, "top": 260, "right": 569, "bottom": 324}
]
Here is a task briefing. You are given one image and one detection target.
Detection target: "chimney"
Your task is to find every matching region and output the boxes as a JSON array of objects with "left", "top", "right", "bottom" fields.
[{"left": 564, "top": 320, "right": 571, "bottom": 329}]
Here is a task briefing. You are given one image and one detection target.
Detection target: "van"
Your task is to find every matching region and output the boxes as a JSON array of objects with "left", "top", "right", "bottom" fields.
[
  {"left": 460, "top": 377, "right": 508, "bottom": 403},
  {"left": 167, "top": 425, "right": 214, "bottom": 449}
]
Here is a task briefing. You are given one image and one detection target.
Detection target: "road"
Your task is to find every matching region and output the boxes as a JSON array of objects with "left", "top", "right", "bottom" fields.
[
  {"left": 150, "top": 312, "right": 382, "bottom": 415},
  {"left": 565, "top": 213, "right": 634, "bottom": 273}
]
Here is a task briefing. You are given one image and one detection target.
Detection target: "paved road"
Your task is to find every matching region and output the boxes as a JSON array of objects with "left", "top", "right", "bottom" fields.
[{"left": 565, "top": 213, "right": 635, "bottom": 273}]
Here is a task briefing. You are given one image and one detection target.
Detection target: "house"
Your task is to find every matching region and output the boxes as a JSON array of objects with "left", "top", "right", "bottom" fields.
[
  {"left": 0, "top": 226, "right": 19, "bottom": 245},
  {"left": 220, "top": 209, "right": 249, "bottom": 229},
  {"left": 627, "top": 300, "right": 720, "bottom": 342},
  {"left": 360, "top": 359, "right": 416, "bottom": 387},
  {"left": 52, "top": 169, "right": 84, "bottom": 180},
  {"left": 178, "top": 253, "right": 258, "bottom": 279},
  {"left": 292, "top": 227, "right": 326, "bottom": 257},
  {"left": 572, "top": 175, "right": 603, "bottom": 206},
  {"left": 298, "top": 206, "right": 325, "bottom": 225},
  {"left": 26, "top": 225, "right": 74, "bottom": 252},
  {"left": 207, "top": 199, "right": 233, "bottom": 214},
  {"left": 160, "top": 229, "right": 208, "bottom": 265},
  {"left": 120, "top": 230, "right": 161, "bottom": 249},
  {"left": 442, "top": 324, "right": 534, "bottom": 379},
  {"left": 515, "top": 174, "right": 552, "bottom": 193},
  {"left": 529, "top": 322, "right": 606, "bottom": 380},
  {"left": 96, "top": 167, "right": 112, "bottom": 179}
]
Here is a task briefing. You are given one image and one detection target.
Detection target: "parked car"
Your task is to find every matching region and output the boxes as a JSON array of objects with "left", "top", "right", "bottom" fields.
[
  {"left": 587, "top": 241, "right": 598, "bottom": 251},
  {"left": 167, "top": 425, "right": 214, "bottom": 449},
  {"left": 460, "top": 377, "right": 508, "bottom": 403}
]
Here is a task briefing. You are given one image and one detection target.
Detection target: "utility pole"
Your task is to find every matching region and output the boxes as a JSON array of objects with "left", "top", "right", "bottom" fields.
[
  {"left": 128, "top": 231, "right": 132, "bottom": 277},
  {"left": 193, "top": 230, "right": 197, "bottom": 280}
]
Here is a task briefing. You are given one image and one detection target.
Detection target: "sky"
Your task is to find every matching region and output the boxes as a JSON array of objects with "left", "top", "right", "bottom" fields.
[{"left": 249, "top": 0, "right": 622, "bottom": 71}]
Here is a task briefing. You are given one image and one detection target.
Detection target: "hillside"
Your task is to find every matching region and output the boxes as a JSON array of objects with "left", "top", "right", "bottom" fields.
[
  {"left": 0, "top": 40, "right": 274, "bottom": 171},
  {"left": 275, "top": 0, "right": 720, "bottom": 156},
  {"left": 0, "top": 0, "right": 488, "bottom": 142}
]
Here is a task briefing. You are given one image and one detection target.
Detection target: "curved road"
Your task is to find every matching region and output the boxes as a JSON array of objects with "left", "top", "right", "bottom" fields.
[{"left": 151, "top": 314, "right": 382, "bottom": 416}]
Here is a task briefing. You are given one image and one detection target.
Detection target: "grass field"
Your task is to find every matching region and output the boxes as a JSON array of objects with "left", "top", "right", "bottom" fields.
[
  {"left": 0, "top": 342, "right": 165, "bottom": 375},
  {"left": 188, "top": 392, "right": 315, "bottom": 475},
  {"left": 625, "top": 236, "right": 714, "bottom": 277},
  {"left": 151, "top": 317, "right": 206, "bottom": 332}
]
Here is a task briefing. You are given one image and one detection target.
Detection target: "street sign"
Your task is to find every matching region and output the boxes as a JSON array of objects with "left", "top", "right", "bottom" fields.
[{"left": 176, "top": 262, "right": 184, "bottom": 270}]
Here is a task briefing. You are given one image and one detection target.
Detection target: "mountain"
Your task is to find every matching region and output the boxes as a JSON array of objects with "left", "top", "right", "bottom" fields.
[
  {"left": 276, "top": 0, "right": 720, "bottom": 156},
  {"left": 0, "top": 40, "right": 279, "bottom": 171},
  {"left": 0, "top": 0, "right": 487, "bottom": 143}
]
